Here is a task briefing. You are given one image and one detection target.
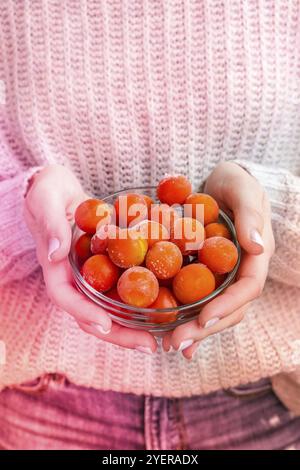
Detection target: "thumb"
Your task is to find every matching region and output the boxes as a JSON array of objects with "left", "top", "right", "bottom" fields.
[
  {"left": 233, "top": 194, "right": 265, "bottom": 256},
  {"left": 206, "top": 162, "right": 265, "bottom": 256},
  {"left": 47, "top": 218, "right": 72, "bottom": 262},
  {"left": 38, "top": 194, "right": 73, "bottom": 263}
]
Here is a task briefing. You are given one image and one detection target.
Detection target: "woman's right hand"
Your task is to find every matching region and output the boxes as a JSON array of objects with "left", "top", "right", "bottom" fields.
[{"left": 24, "top": 164, "right": 157, "bottom": 354}]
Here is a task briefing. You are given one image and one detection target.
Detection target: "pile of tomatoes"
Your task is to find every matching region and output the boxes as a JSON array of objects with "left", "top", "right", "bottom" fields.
[{"left": 74, "top": 176, "right": 238, "bottom": 323}]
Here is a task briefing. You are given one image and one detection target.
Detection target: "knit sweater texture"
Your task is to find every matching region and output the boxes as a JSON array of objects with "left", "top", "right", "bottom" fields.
[{"left": 0, "top": 0, "right": 300, "bottom": 402}]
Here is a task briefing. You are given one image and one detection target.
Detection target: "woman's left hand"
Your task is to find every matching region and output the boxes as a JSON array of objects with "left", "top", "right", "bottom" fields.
[{"left": 162, "top": 161, "right": 275, "bottom": 359}]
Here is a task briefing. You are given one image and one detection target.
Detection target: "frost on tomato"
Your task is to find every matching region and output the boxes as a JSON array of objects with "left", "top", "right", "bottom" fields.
[
  {"left": 198, "top": 236, "right": 238, "bottom": 274},
  {"left": 82, "top": 254, "right": 120, "bottom": 292},
  {"left": 145, "top": 241, "right": 183, "bottom": 280},
  {"left": 117, "top": 267, "right": 159, "bottom": 308}
]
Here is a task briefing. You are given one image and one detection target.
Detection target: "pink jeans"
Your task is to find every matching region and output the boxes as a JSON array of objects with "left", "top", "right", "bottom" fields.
[{"left": 0, "top": 376, "right": 300, "bottom": 450}]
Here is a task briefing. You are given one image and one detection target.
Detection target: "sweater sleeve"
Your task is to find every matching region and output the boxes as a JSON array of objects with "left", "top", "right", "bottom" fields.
[
  {"left": 232, "top": 159, "right": 300, "bottom": 288},
  {"left": 0, "top": 163, "right": 42, "bottom": 286}
]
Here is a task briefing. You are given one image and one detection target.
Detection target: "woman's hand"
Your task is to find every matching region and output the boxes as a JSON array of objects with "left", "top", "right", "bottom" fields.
[
  {"left": 24, "top": 164, "right": 157, "bottom": 354},
  {"left": 162, "top": 161, "right": 275, "bottom": 359}
]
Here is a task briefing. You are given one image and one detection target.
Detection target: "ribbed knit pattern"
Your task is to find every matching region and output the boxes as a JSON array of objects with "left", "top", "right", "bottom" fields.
[{"left": 0, "top": 1, "right": 300, "bottom": 398}]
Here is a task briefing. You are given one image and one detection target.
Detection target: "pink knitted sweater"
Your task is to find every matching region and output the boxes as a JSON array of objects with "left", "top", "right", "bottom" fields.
[{"left": 0, "top": 1, "right": 300, "bottom": 406}]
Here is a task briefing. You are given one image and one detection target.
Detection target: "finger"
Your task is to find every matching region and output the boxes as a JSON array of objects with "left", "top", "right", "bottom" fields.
[
  {"left": 169, "top": 307, "right": 245, "bottom": 353},
  {"left": 26, "top": 182, "right": 86, "bottom": 263},
  {"left": 182, "top": 306, "right": 246, "bottom": 360},
  {"left": 205, "top": 163, "right": 266, "bottom": 255},
  {"left": 197, "top": 250, "right": 269, "bottom": 327},
  {"left": 26, "top": 188, "right": 72, "bottom": 261},
  {"left": 77, "top": 320, "right": 158, "bottom": 353},
  {"left": 222, "top": 174, "right": 265, "bottom": 255},
  {"left": 162, "top": 332, "right": 173, "bottom": 352}
]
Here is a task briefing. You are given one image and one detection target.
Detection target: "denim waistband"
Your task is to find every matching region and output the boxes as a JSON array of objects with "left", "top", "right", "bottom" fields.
[{"left": 10, "top": 373, "right": 272, "bottom": 399}]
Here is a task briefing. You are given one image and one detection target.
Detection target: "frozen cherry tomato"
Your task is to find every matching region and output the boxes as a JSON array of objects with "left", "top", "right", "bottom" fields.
[
  {"left": 157, "top": 175, "right": 192, "bottom": 205},
  {"left": 205, "top": 222, "right": 231, "bottom": 240},
  {"left": 103, "top": 287, "right": 131, "bottom": 319},
  {"left": 172, "top": 263, "right": 215, "bottom": 304},
  {"left": 198, "top": 236, "right": 238, "bottom": 274},
  {"left": 145, "top": 241, "right": 183, "bottom": 280},
  {"left": 135, "top": 220, "right": 169, "bottom": 247},
  {"left": 75, "top": 233, "right": 92, "bottom": 263},
  {"left": 150, "top": 203, "right": 180, "bottom": 233},
  {"left": 185, "top": 193, "right": 219, "bottom": 226},
  {"left": 75, "top": 199, "right": 112, "bottom": 234},
  {"left": 148, "top": 287, "right": 178, "bottom": 324},
  {"left": 107, "top": 229, "right": 148, "bottom": 268},
  {"left": 82, "top": 254, "right": 120, "bottom": 292},
  {"left": 170, "top": 217, "right": 205, "bottom": 255},
  {"left": 140, "top": 194, "right": 154, "bottom": 212},
  {"left": 91, "top": 224, "right": 119, "bottom": 254},
  {"left": 214, "top": 272, "right": 227, "bottom": 289},
  {"left": 114, "top": 193, "right": 148, "bottom": 227},
  {"left": 117, "top": 267, "right": 159, "bottom": 308}
]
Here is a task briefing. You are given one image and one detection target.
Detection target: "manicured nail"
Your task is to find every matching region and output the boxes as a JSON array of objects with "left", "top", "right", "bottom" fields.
[
  {"left": 250, "top": 229, "right": 264, "bottom": 248},
  {"left": 136, "top": 346, "right": 153, "bottom": 355},
  {"left": 177, "top": 339, "right": 194, "bottom": 351},
  {"left": 48, "top": 237, "right": 60, "bottom": 261},
  {"left": 204, "top": 317, "right": 220, "bottom": 329},
  {"left": 167, "top": 345, "right": 174, "bottom": 353},
  {"left": 93, "top": 324, "right": 111, "bottom": 335}
]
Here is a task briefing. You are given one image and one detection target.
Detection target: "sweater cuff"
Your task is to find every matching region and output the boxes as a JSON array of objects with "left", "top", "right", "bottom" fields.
[
  {"left": 0, "top": 167, "right": 42, "bottom": 285},
  {"left": 231, "top": 159, "right": 300, "bottom": 221},
  {"left": 231, "top": 159, "right": 300, "bottom": 287}
]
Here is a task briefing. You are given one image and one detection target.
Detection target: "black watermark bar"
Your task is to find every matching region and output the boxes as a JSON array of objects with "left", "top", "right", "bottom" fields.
[{"left": 0, "top": 450, "right": 297, "bottom": 466}]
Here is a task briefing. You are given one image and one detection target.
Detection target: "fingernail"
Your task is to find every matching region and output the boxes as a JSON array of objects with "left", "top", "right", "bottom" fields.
[
  {"left": 48, "top": 237, "right": 60, "bottom": 261},
  {"left": 136, "top": 346, "right": 154, "bottom": 355},
  {"left": 250, "top": 229, "right": 264, "bottom": 248},
  {"left": 93, "top": 324, "right": 111, "bottom": 335},
  {"left": 177, "top": 339, "right": 194, "bottom": 351},
  {"left": 167, "top": 345, "right": 174, "bottom": 353},
  {"left": 204, "top": 317, "right": 220, "bottom": 329}
]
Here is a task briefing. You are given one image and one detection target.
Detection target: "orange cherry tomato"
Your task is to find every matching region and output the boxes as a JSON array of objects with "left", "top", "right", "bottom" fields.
[
  {"left": 185, "top": 193, "right": 219, "bottom": 226},
  {"left": 82, "top": 254, "right": 120, "bottom": 292},
  {"left": 198, "top": 236, "right": 238, "bottom": 274},
  {"left": 214, "top": 272, "right": 227, "bottom": 289},
  {"left": 135, "top": 220, "right": 169, "bottom": 247},
  {"left": 114, "top": 193, "right": 148, "bottom": 227},
  {"left": 75, "top": 233, "right": 92, "bottom": 263},
  {"left": 205, "top": 222, "right": 231, "bottom": 240},
  {"left": 103, "top": 287, "right": 131, "bottom": 319},
  {"left": 140, "top": 194, "right": 154, "bottom": 212},
  {"left": 117, "top": 267, "right": 159, "bottom": 308},
  {"left": 146, "top": 241, "right": 183, "bottom": 280},
  {"left": 75, "top": 199, "right": 112, "bottom": 234},
  {"left": 172, "top": 263, "right": 215, "bottom": 304},
  {"left": 91, "top": 224, "right": 119, "bottom": 255},
  {"left": 150, "top": 203, "right": 180, "bottom": 233},
  {"left": 107, "top": 229, "right": 148, "bottom": 268},
  {"left": 157, "top": 175, "right": 192, "bottom": 205},
  {"left": 170, "top": 217, "right": 205, "bottom": 255},
  {"left": 148, "top": 287, "right": 178, "bottom": 324}
]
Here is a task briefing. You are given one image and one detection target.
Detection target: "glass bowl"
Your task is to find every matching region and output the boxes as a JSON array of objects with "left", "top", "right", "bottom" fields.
[{"left": 69, "top": 186, "right": 241, "bottom": 333}]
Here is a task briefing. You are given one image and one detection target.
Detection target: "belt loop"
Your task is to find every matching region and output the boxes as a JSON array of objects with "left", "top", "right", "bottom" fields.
[{"left": 9, "top": 373, "right": 66, "bottom": 395}]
